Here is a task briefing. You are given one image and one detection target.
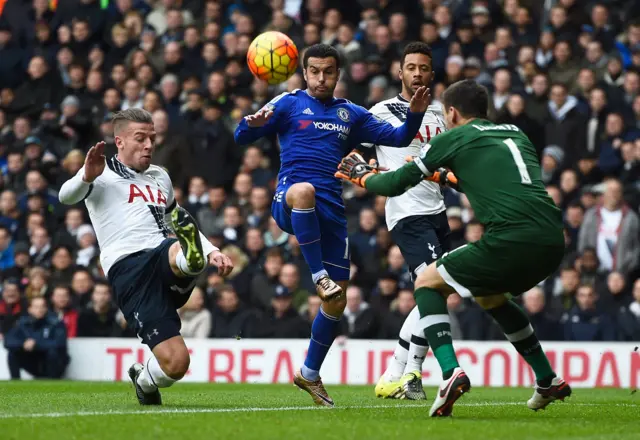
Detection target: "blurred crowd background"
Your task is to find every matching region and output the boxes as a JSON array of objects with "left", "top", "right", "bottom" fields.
[{"left": 0, "top": 0, "right": 639, "bottom": 356}]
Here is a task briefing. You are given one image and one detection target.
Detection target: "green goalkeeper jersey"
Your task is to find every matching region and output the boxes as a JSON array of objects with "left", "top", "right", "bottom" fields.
[{"left": 419, "top": 119, "right": 563, "bottom": 245}]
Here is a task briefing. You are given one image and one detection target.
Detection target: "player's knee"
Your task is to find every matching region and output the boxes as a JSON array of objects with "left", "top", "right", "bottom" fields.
[
  {"left": 413, "top": 263, "right": 450, "bottom": 292},
  {"left": 287, "top": 183, "right": 316, "bottom": 208},
  {"left": 414, "top": 267, "right": 437, "bottom": 289},
  {"left": 323, "top": 296, "right": 346, "bottom": 316},
  {"left": 161, "top": 352, "right": 190, "bottom": 380},
  {"left": 155, "top": 341, "right": 190, "bottom": 379}
]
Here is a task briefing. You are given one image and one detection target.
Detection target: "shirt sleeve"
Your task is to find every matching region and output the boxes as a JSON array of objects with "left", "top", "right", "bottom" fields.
[
  {"left": 234, "top": 92, "right": 291, "bottom": 145},
  {"left": 418, "top": 128, "right": 459, "bottom": 171},
  {"left": 58, "top": 166, "right": 102, "bottom": 205},
  {"left": 358, "top": 103, "right": 386, "bottom": 149},
  {"left": 353, "top": 105, "right": 424, "bottom": 148}
]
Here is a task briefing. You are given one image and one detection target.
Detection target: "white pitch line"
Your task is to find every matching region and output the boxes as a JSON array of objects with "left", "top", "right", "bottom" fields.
[{"left": 0, "top": 402, "right": 636, "bottom": 420}]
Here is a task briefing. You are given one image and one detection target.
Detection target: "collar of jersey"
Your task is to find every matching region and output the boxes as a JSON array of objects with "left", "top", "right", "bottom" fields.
[
  {"left": 113, "top": 155, "right": 144, "bottom": 174},
  {"left": 397, "top": 94, "right": 409, "bottom": 103}
]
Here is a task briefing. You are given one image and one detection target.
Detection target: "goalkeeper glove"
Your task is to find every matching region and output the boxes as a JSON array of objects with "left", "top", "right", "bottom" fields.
[{"left": 335, "top": 151, "right": 379, "bottom": 187}]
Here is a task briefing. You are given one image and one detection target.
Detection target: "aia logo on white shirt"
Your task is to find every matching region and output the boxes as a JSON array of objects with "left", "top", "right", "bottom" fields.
[{"left": 128, "top": 183, "right": 167, "bottom": 206}]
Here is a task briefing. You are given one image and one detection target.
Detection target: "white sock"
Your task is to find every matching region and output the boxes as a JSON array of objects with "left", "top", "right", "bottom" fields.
[
  {"left": 405, "top": 306, "right": 431, "bottom": 374},
  {"left": 405, "top": 340, "right": 429, "bottom": 375},
  {"left": 137, "top": 357, "right": 177, "bottom": 393},
  {"left": 382, "top": 307, "right": 419, "bottom": 381},
  {"left": 383, "top": 342, "right": 408, "bottom": 382},
  {"left": 176, "top": 250, "right": 204, "bottom": 276}
]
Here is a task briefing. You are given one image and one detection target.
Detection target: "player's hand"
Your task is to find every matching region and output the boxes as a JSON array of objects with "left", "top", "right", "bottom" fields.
[
  {"left": 409, "top": 86, "right": 431, "bottom": 113},
  {"left": 347, "top": 149, "right": 389, "bottom": 172},
  {"left": 403, "top": 156, "right": 458, "bottom": 186},
  {"left": 209, "top": 250, "right": 234, "bottom": 277},
  {"left": 83, "top": 141, "right": 106, "bottom": 183},
  {"left": 334, "top": 152, "right": 378, "bottom": 187},
  {"left": 429, "top": 168, "right": 458, "bottom": 186},
  {"left": 244, "top": 107, "right": 273, "bottom": 127}
]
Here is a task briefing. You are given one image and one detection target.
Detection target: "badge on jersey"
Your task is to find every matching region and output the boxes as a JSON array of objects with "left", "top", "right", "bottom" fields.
[{"left": 337, "top": 108, "right": 350, "bottom": 122}]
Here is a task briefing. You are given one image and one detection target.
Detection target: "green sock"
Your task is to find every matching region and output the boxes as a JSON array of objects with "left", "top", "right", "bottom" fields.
[
  {"left": 486, "top": 300, "right": 555, "bottom": 382},
  {"left": 414, "top": 287, "right": 459, "bottom": 379}
]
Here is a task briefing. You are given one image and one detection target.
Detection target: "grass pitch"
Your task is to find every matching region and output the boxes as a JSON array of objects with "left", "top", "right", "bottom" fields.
[{"left": 0, "top": 382, "right": 637, "bottom": 440}]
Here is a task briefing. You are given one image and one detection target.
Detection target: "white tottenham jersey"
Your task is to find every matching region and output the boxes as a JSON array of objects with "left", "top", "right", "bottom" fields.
[
  {"left": 363, "top": 97, "right": 447, "bottom": 230},
  {"left": 59, "top": 156, "right": 215, "bottom": 276}
]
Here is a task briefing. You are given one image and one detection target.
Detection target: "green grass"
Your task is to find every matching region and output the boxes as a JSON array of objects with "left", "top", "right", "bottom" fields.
[{"left": 0, "top": 382, "right": 638, "bottom": 440}]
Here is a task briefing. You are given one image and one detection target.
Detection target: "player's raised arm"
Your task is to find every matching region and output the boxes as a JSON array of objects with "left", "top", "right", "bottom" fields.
[
  {"left": 59, "top": 141, "right": 106, "bottom": 205},
  {"left": 234, "top": 92, "right": 290, "bottom": 145},
  {"left": 355, "top": 87, "right": 430, "bottom": 148}
]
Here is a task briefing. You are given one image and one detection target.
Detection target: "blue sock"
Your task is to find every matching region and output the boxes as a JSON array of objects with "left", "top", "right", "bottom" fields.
[
  {"left": 291, "top": 207, "right": 327, "bottom": 282},
  {"left": 302, "top": 308, "right": 341, "bottom": 381}
]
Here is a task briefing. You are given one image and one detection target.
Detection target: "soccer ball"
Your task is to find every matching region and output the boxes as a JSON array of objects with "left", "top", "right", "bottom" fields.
[{"left": 247, "top": 31, "right": 299, "bottom": 85}]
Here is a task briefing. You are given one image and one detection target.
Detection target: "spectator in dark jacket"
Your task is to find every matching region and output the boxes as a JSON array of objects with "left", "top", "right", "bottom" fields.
[
  {"left": 210, "top": 284, "right": 256, "bottom": 338},
  {"left": 341, "top": 285, "right": 378, "bottom": 339},
  {"left": 616, "top": 278, "right": 640, "bottom": 341},
  {"left": 378, "top": 288, "right": 414, "bottom": 339},
  {"left": 76, "top": 282, "right": 121, "bottom": 337},
  {"left": 1, "top": 55, "right": 64, "bottom": 120},
  {"left": 545, "top": 82, "right": 587, "bottom": 166},
  {"left": 259, "top": 284, "right": 309, "bottom": 339},
  {"left": 0, "top": 23, "right": 25, "bottom": 90},
  {"left": 4, "top": 297, "right": 69, "bottom": 379},
  {"left": 562, "top": 284, "right": 617, "bottom": 341},
  {"left": 522, "top": 287, "right": 561, "bottom": 340}
]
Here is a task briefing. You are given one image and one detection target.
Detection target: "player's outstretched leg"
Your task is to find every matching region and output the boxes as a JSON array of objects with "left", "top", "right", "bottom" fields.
[
  {"left": 286, "top": 183, "right": 341, "bottom": 300},
  {"left": 476, "top": 295, "right": 572, "bottom": 410},
  {"left": 130, "top": 335, "right": 191, "bottom": 405},
  {"left": 129, "top": 362, "right": 162, "bottom": 405},
  {"left": 414, "top": 264, "right": 470, "bottom": 417},
  {"left": 401, "top": 319, "right": 430, "bottom": 400},
  {"left": 294, "top": 282, "right": 348, "bottom": 407},
  {"left": 171, "top": 206, "right": 206, "bottom": 275},
  {"left": 376, "top": 306, "right": 428, "bottom": 400}
]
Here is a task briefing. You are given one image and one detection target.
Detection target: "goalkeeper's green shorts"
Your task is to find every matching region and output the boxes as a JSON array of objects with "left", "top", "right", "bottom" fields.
[{"left": 435, "top": 234, "right": 564, "bottom": 298}]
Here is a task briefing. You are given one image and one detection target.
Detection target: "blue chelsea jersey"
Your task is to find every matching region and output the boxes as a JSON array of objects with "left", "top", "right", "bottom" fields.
[{"left": 234, "top": 89, "right": 424, "bottom": 197}]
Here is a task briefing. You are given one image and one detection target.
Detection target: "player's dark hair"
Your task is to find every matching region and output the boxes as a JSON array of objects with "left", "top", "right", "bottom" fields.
[
  {"left": 400, "top": 41, "right": 432, "bottom": 68},
  {"left": 303, "top": 44, "right": 341, "bottom": 69},
  {"left": 112, "top": 108, "right": 153, "bottom": 135},
  {"left": 442, "top": 79, "right": 489, "bottom": 119}
]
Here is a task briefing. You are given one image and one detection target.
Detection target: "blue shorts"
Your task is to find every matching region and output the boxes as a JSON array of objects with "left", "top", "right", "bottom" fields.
[
  {"left": 107, "top": 238, "right": 196, "bottom": 349},
  {"left": 272, "top": 180, "right": 350, "bottom": 281},
  {"left": 390, "top": 213, "right": 451, "bottom": 281}
]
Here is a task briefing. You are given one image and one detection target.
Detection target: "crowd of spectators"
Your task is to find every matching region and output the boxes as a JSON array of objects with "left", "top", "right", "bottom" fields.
[{"left": 0, "top": 0, "right": 639, "bottom": 374}]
